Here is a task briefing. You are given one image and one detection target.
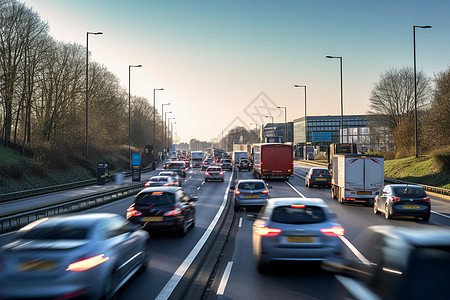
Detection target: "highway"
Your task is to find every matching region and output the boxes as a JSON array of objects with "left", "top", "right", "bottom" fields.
[{"left": 1, "top": 161, "right": 449, "bottom": 299}]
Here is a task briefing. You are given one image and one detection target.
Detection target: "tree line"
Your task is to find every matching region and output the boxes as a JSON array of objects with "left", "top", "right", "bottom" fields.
[{"left": 0, "top": 0, "right": 167, "bottom": 165}]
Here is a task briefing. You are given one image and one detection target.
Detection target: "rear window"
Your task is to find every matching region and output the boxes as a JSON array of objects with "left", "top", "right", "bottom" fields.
[
  {"left": 207, "top": 167, "right": 221, "bottom": 171},
  {"left": 18, "top": 226, "right": 89, "bottom": 240},
  {"left": 238, "top": 182, "right": 265, "bottom": 190},
  {"left": 271, "top": 206, "right": 326, "bottom": 224},
  {"left": 167, "top": 163, "right": 184, "bottom": 170},
  {"left": 150, "top": 177, "right": 168, "bottom": 182},
  {"left": 136, "top": 192, "right": 176, "bottom": 206},
  {"left": 392, "top": 186, "right": 427, "bottom": 197},
  {"left": 222, "top": 160, "right": 232, "bottom": 163},
  {"left": 312, "top": 169, "right": 329, "bottom": 176}
]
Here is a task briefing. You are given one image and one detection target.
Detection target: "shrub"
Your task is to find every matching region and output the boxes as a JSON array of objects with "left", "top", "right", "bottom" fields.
[{"left": 432, "top": 146, "right": 450, "bottom": 172}]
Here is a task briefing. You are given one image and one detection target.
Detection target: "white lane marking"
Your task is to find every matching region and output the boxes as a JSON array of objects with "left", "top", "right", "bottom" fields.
[
  {"left": 217, "top": 261, "right": 233, "bottom": 295},
  {"left": 293, "top": 171, "right": 306, "bottom": 179},
  {"left": 155, "top": 172, "right": 233, "bottom": 300},
  {"left": 238, "top": 217, "right": 242, "bottom": 228},
  {"left": 285, "top": 181, "right": 306, "bottom": 198},
  {"left": 335, "top": 275, "right": 380, "bottom": 300},
  {"left": 432, "top": 211, "right": 450, "bottom": 219}
]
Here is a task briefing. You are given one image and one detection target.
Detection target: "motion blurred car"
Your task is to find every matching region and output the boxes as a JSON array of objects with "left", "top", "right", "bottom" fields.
[
  {"left": 220, "top": 158, "right": 233, "bottom": 170},
  {"left": 0, "top": 213, "right": 150, "bottom": 300},
  {"left": 373, "top": 184, "right": 431, "bottom": 221},
  {"left": 127, "top": 187, "right": 196, "bottom": 236},
  {"left": 233, "top": 179, "right": 270, "bottom": 211},
  {"left": 204, "top": 166, "right": 224, "bottom": 182},
  {"left": 322, "top": 225, "right": 450, "bottom": 300},
  {"left": 201, "top": 158, "right": 215, "bottom": 171},
  {"left": 252, "top": 198, "right": 344, "bottom": 273},
  {"left": 159, "top": 171, "right": 182, "bottom": 186},
  {"left": 238, "top": 158, "right": 252, "bottom": 171},
  {"left": 305, "top": 167, "right": 331, "bottom": 188},
  {"left": 144, "top": 175, "right": 176, "bottom": 187},
  {"left": 164, "top": 161, "right": 186, "bottom": 177}
]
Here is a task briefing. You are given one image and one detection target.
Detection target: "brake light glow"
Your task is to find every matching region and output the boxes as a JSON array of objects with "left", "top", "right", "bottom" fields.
[
  {"left": 152, "top": 191, "right": 164, "bottom": 195},
  {"left": 320, "top": 226, "right": 345, "bottom": 236},
  {"left": 390, "top": 196, "right": 401, "bottom": 202},
  {"left": 126, "top": 207, "right": 142, "bottom": 218},
  {"left": 66, "top": 254, "right": 109, "bottom": 272},
  {"left": 235, "top": 190, "right": 241, "bottom": 195},
  {"left": 254, "top": 225, "right": 282, "bottom": 236},
  {"left": 423, "top": 197, "right": 430, "bottom": 203},
  {"left": 205, "top": 172, "right": 209, "bottom": 175},
  {"left": 164, "top": 205, "right": 182, "bottom": 216},
  {"left": 291, "top": 204, "right": 305, "bottom": 208},
  {"left": 144, "top": 182, "right": 151, "bottom": 187},
  {"left": 221, "top": 163, "right": 223, "bottom": 166},
  {"left": 262, "top": 189, "right": 269, "bottom": 194},
  {"left": 219, "top": 171, "right": 224, "bottom": 175},
  {"left": 164, "top": 183, "right": 170, "bottom": 186}
]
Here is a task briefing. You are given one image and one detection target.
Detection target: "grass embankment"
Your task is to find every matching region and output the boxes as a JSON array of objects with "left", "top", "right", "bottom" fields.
[{"left": 384, "top": 155, "right": 450, "bottom": 190}]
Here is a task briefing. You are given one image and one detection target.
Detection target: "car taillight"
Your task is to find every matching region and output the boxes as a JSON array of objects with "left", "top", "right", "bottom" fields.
[
  {"left": 235, "top": 190, "right": 241, "bottom": 195},
  {"left": 205, "top": 172, "right": 209, "bottom": 175},
  {"left": 219, "top": 171, "right": 224, "bottom": 175},
  {"left": 262, "top": 189, "right": 269, "bottom": 194},
  {"left": 164, "top": 205, "right": 182, "bottom": 216},
  {"left": 182, "top": 169, "right": 186, "bottom": 172},
  {"left": 164, "top": 183, "right": 170, "bottom": 186},
  {"left": 203, "top": 162, "right": 206, "bottom": 164},
  {"left": 291, "top": 204, "right": 305, "bottom": 208},
  {"left": 66, "top": 254, "right": 109, "bottom": 272},
  {"left": 126, "top": 206, "right": 142, "bottom": 218},
  {"left": 320, "top": 226, "right": 345, "bottom": 236},
  {"left": 423, "top": 197, "right": 430, "bottom": 203},
  {"left": 144, "top": 182, "right": 151, "bottom": 187},
  {"left": 221, "top": 163, "right": 223, "bottom": 166},
  {"left": 390, "top": 196, "right": 401, "bottom": 202},
  {"left": 254, "top": 225, "right": 282, "bottom": 236}
]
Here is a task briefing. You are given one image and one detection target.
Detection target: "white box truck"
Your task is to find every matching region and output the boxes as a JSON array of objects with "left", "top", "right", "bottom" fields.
[
  {"left": 190, "top": 151, "right": 204, "bottom": 167},
  {"left": 232, "top": 151, "right": 248, "bottom": 164},
  {"left": 331, "top": 154, "right": 384, "bottom": 205}
]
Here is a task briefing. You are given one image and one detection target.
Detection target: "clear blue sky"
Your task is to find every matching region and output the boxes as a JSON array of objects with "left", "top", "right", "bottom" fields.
[{"left": 24, "top": 0, "right": 450, "bottom": 142}]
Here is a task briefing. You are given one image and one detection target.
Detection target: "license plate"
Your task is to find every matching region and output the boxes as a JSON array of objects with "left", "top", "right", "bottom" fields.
[
  {"left": 245, "top": 195, "right": 259, "bottom": 198},
  {"left": 287, "top": 236, "right": 315, "bottom": 243},
  {"left": 143, "top": 216, "right": 163, "bottom": 221},
  {"left": 18, "top": 260, "right": 57, "bottom": 272},
  {"left": 315, "top": 178, "right": 326, "bottom": 181},
  {"left": 357, "top": 191, "right": 372, "bottom": 195},
  {"left": 403, "top": 205, "right": 420, "bottom": 209}
]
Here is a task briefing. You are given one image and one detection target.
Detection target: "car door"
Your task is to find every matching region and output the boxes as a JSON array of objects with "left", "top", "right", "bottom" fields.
[
  {"left": 178, "top": 190, "right": 194, "bottom": 224},
  {"left": 379, "top": 186, "right": 391, "bottom": 212}
]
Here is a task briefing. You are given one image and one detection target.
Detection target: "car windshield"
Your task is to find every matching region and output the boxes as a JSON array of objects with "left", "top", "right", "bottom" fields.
[
  {"left": 312, "top": 169, "right": 329, "bottom": 176},
  {"left": 271, "top": 206, "right": 326, "bottom": 224},
  {"left": 18, "top": 225, "right": 89, "bottom": 240},
  {"left": 238, "top": 182, "right": 265, "bottom": 190},
  {"left": 392, "top": 186, "right": 427, "bottom": 197},
  {"left": 136, "top": 192, "right": 176, "bottom": 206}
]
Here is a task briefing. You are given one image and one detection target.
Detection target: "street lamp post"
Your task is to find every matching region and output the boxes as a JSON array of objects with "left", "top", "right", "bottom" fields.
[
  {"left": 168, "top": 117, "right": 175, "bottom": 154},
  {"left": 250, "top": 122, "right": 259, "bottom": 142},
  {"left": 326, "top": 55, "right": 344, "bottom": 143},
  {"left": 294, "top": 85, "right": 307, "bottom": 144},
  {"left": 153, "top": 88, "right": 164, "bottom": 165},
  {"left": 85, "top": 31, "right": 102, "bottom": 159},
  {"left": 128, "top": 64, "right": 142, "bottom": 168},
  {"left": 161, "top": 103, "right": 171, "bottom": 159},
  {"left": 164, "top": 111, "right": 172, "bottom": 157},
  {"left": 413, "top": 25, "right": 431, "bottom": 158},
  {"left": 277, "top": 106, "right": 287, "bottom": 143},
  {"left": 265, "top": 115, "right": 274, "bottom": 140}
]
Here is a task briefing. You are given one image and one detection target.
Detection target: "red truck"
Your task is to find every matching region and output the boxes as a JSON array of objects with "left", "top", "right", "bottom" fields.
[{"left": 252, "top": 143, "right": 293, "bottom": 180}]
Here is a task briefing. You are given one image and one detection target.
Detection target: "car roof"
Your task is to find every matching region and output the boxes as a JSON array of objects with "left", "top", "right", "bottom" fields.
[
  {"left": 138, "top": 186, "right": 182, "bottom": 194},
  {"left": 310, "top": 167, "right": 328, "bottom": 170},
  {"left": 21, "top": 213, "right": 118, "bottom": 229},
  {"left": 384, "top": 184, "right": 423, "bottom": 189},
  {"left": 237, "top": 179, "right": 266, "bottom": 183},
  {"left": 267, "top": 198, "right": 328, "bottom": 208},
  {"left": 369, "top": 225, "right": 450, "bottom": 247}
]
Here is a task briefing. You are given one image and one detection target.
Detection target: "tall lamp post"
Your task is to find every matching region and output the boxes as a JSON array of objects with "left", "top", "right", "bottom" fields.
[
  {"left": 168, "top": 117, "right": 175, "bottom": 154},
  {"left": 250, "top": 122, "right": 259, "bottom": 142},
  {"left": 164, "top": 111, "right": 172, "bottom": 157},
  {"left": 413, "top": 25, "right": 431, "bottom": 158},
  {"left": 294, "top": 85, "right": 307, "bottom": 144},
  {"left": 265, "top": 115, "right": 274, "bottom": 140},
  {"left": 85, "top": 31, "right": 102, "bottom": 159},
  {"left": 128, "top": 64, "right": 142, "bottom": 168},
  {"left": 277, "top": 106, "right": 287, "bottom": 143},
  {"left": 326, "top": 55, "right": 344, "bottom": 143},
  {"left": 153, "top": 88, "right": 164, "bottom": 165},
  {"left": 161, "top": 103, "right": 171, "bottom": 159}
]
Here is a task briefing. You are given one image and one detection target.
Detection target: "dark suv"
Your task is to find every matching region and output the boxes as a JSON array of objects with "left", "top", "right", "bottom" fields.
[{"left": 238, "top": 159, "right": 252, "bottom": 171}]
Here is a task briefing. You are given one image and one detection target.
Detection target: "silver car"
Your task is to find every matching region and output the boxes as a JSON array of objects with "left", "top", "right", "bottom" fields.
[
  {"left": 204, "top": 166, "right": 224, "bottom": 182},
  {"left": 252, "top": 198, "right": 344, "bottom": 273},
  {"left": 233, "top": 179, "right": 270, "bottom": 211},
  {"left": 159, "top": 171, "right": 182, "bottom": 186},
  {"left": 0, "top": 213, "right": 150, "bottom": 300},
  {"left": 145, "top": 175, "right": 176, "bottom": 187}
]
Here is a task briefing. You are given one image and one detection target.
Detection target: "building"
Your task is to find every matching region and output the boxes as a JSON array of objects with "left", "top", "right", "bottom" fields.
[{"left": 262, "top": 122, "right": 293, "bottom": 143}]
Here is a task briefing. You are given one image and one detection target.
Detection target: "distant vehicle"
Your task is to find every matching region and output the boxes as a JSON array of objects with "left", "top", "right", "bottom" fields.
[
  {"left": 201, "top": 158, "right": 215, "bottom": 171},
  {"left": 373, "top": 184, "right": 431, "bottom": 221},
  {"left": 220, "top": 159, "right": 233, "bottom": 170},
  {"left": 305, "top": 167, "right": 331, "bottom": 188},
  {"left": 171, "top": 157, "right": 178, "bottom": 161},
  {"left": 238, "top": 158, "right": 252, "bottom": 171},
  {"left": 164, "top": 161, "right": 186, "bottom": 177},
  {"left": 144, "top": 175, "right": 176, "bottom": 187},
  {"left": 306, "top": 152, "right": 315, "bottom": 160},
  {"left": 0, "top": 213, "right": 150, "bottom": 300},
  {"left": 191, "top": 151, "right": 204, "bottom": 167},
  {"left": 252, "top": 198, "right": 344, "bottom": 273},
  {"left": 252, "top": 143, "right": 293, "bottom": 180},
  {"left": 204, "top": 166, "right": 224, "bottom": 182},
  {"left": 331, "top": 154, "right": 384, "bottom": 205},
  {"left": 159, "top": 171, "right": 182, "bottom": 186},
  {"left": 232, "top": 151, "right": 248, "bottom": 164},
  {"left": 322, "top": 226, "right": 450, "bottom": 300},
  {"left": 232, "top": 179, "right": 270, "bottom": 211},
  {"left": 127, "top": 187, "right": 197, "bottom": 236},
  {"left": 327, "top": 143, "right": 357, "bottom": 171}
]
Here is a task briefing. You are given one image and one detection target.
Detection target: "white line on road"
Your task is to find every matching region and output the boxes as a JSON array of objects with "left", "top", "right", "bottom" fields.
[
  {"left": 432, "top": 211, "right": 450, "bottom": 219},
  {"left": 155, "top": 173, "right": 233, "bottom": 300},
  {"left": 285, "top": 181, "right": 306, "bottom": 198},
  {"left": 217, "top": 261, "right": 233, "bottom": 295},
  {"left": 238, "top": 217, "right": 242, "bottom": 228}
]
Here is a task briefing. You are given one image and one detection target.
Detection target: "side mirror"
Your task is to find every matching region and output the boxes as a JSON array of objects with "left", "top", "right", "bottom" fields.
[
  {"left": 230, "top": 186, "right": 235, "bottom": 190},
  {"left": 268, "top": 185, "right": 273, "bottom": 189},
  {"left": 191, "top": 196, "right": 199, "bottom": 202},
  {"left": 305, "top": 172, "right": 308, "bottom": 175}
]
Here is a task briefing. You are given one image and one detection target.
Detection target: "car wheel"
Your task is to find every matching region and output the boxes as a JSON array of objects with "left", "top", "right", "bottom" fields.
[
  {"left": 373, "top": 201, "right": 380, "bottom": 214},
  {"left": 385, "top": 204, "right": 393, "bottom": 220},
  {"left": 422, "top": 214, "right": 430, "bottom": 222},
  {"left": 255, "top": 253, "right": 269, "bottom": 273},
  {"left": 178, "top": 218, "right": 188, "bottom": 237},
  {"left": 103, "top": 267, "right": 119, "bottom": 300}
]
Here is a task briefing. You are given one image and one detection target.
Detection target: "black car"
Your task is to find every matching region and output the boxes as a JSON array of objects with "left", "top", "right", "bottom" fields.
[
  {"left": 373, "top": 184, "right": 430, "bottom": 221},
  {"left": 238, "top": 159, "right": 252, "bottom": 171},
  {"left": 164, "top": 161, "right": 187, "bottom": 177},
  {"left": 305, "top": 167, "right": 331, "bottom": 188},
  {"left": 322, "top": 225, "right": 450, "bottom": 300},
  {"left": 201, "top": 158, "right": 215, "bottom": 171},
  {"left": 127, "top": 187, "right": 197, "bottom": 236},
  {"left": 220, "top": 159, "right": 233, "bottom": 170}
]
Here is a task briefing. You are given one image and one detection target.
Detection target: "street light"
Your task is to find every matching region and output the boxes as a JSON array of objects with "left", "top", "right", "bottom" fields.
[
  {"left": 326, "top": 55, "right": 344, "bottom": 143},
  {"left": 413, "top": 25, "right": 431, "bottom": 158},
  {"left": 277, "top": 106, "right": 287, "bottom": 143},
  {"left": 294, "top": 84, "right": 307, "bottom": 144},
  {"left": 168, "top": 117, "right": 175, "bottom": 153},
  {"left": 85, "top": 31, "right": 102, "bottom": 159},
  {"left": 265, "top": 115, "right": 274, "bottom": 140},
  {"left": 164, "top": 111, "right": 172, "bottom": 155},
  {"left": 128, "top": 64, "right": 142, "bottom": 168},
  {"left": 161, "top": 103, "right": 171, "bottom": 159},
  {"left": 153, "top": 88, "right": 164, "bottom": 165},
  {"left": 250, "top": 122, "right": 259, "bottom": 142}
]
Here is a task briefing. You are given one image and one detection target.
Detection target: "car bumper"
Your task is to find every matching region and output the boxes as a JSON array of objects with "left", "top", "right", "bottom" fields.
[
  {"left": 235, "top": 198, "right": 267, "bottom": 207},
  {"left": 392, "top": 206, "right": 430, "bottom": 217},
  {"left": 205, "top": 175, "right": 224, "bottom": 181},
  {"left": 129, "top": 216, "right": 184, "bottom": 232}
]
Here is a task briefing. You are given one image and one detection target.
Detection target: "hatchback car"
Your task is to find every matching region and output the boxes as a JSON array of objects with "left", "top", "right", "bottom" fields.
[
  {"left": 252, "top": 198, "right": 344, "bottom": 273},
  {"left": 305, "top": 167, "right": 331, "bottom": 188},
  {"left": 220, "top": 159, "right": 233, "bottom": 170},
  {"left": 164, "top": 161, "right": 186, "bottom": 177},
  {"left": 201, "top": 158, "right": 215, "bottom": 170},
  {"left": 233, "top": 179, "right": 270, "bottom": 211},
  {"left": 238, "top": 158, "right": 252, "bottom": 171},
  {"left": 0, "top": 213, "right": 150, "bottom": 300},
  {"left": 205, "top": 166, "right": 224, "bottom": 182},
  {"left": 373, "top": 184, "right": 431, "bottom": 221},
  {"left": 127, "top": 187, "right": 196, "bottom": 236},
  {"left": 159, "top": 171, "right": 182, "bottom": 186},
  {"left": 144, "top": 175, "right": 176, "bottom": 187}
]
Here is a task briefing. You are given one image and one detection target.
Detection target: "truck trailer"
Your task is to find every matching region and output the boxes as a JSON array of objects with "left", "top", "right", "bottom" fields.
[
  {"left": 232, "top": 151, "right": 248, "bottom": 164},
  {"left": 190, "top": 151, "right": 204, "bottom": 167},
  {"left": 252, "top": 143, "right": 293, "bottom": 180},
  {"left": 331, "top": 154, "right": 384, "bottom": 205}
]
